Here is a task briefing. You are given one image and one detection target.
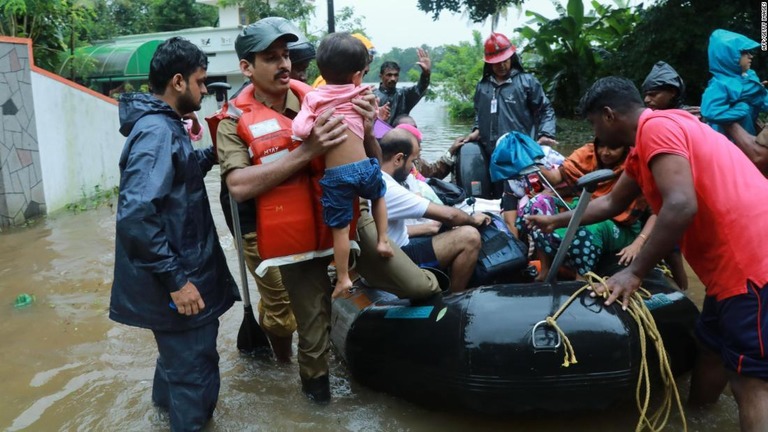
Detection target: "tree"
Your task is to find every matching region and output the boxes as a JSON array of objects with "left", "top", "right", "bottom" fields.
[
  {"left": 605, "top": 0, "right": 761, "bottom": 106},
  {"left": 150, "top": 0, "right": 218, "bottom": 32},
  {"left": 219, "top": 0, "right": 314, "bottom": 23},
  {"left": 430, "top": 30, "right": 485, "bottom": 119},
  {"left": 515, "top": 0, "right": 639, "bottom": 117},
  {"left": 89, "top": 0, "right": 154, "bottom": 41},
  {"left": 417, "top": 0, "right": 524, "bottom": 22},
  {"left": 0, "top": 0, "right": 77, "bottom": 71}
]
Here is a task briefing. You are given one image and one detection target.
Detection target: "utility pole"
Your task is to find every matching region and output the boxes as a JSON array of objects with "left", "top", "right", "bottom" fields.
[
  {"left": 70, "top": 4, "right": 75, "bottom": 81},
  {"left": 327, "top": 0, "right": 335, "bottom": 33}
]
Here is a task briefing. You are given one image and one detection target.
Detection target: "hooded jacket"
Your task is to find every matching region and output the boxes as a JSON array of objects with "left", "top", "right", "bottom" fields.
[
  {"left": 701, "top": 29, "right": 768, "bottom": 135},
  {"left": 472, "top": 68, "right": 556, "bottom": 156},
  {"left": 641, "top": 61, "right": 687, "bottom": 109},
  {"left": 111, "top": 93, "right": 238, "bottom": 331}
]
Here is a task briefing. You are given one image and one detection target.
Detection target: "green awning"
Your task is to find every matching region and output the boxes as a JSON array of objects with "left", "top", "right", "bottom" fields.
[{"left": 75, "top": 40, "right": 162, "bottom": 81}]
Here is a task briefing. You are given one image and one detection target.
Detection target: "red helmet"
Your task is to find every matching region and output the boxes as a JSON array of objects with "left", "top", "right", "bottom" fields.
[{"left": 484, "top": 32, "right": 516, "bottom": 64}]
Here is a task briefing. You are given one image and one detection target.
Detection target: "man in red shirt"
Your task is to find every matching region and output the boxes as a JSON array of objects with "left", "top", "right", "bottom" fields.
[{"left": 526, "top": 76, "right": 768, "bottom": 430}]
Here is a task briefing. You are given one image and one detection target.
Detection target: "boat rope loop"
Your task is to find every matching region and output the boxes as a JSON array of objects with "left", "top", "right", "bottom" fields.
[
  {"left": 543, "top": 273, "right": 687, "bottom": 431},
  {"left": 585, "top": 272, "right": 687, "bottom": 432},
  {"left": 544, "top": 286, "right": 588, "bottom": 367}
]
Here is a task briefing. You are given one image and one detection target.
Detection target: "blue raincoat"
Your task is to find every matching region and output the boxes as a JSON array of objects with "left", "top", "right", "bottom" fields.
[{"left": 701, "top": 29, "right": 768, "bottom": 135}]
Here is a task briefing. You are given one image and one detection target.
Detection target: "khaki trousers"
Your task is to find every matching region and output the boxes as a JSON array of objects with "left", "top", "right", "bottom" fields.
[
  {"left": 281, "top": 204, "right": 442, "bottom": 379},
  {"left": 242, "top": 232, "right": 297, "bottom": 338}
]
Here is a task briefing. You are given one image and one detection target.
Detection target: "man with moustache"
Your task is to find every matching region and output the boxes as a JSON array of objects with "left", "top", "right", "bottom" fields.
[
  {"left": 215, "top": 18, "right": 442, "bottom": 403},
  {"left": 111, "top": 37, "right": 238, "bottom": 430}
]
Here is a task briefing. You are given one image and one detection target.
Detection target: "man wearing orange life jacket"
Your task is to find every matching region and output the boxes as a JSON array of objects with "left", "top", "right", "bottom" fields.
[{"left": 216, "top": 18, "right": 442, "bottom": 404}]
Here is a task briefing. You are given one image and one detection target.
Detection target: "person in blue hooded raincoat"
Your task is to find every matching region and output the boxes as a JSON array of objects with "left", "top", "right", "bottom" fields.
[
  {"left": 701, "top": 29, "right": 768, "bottom": 137},
  {"left": 111, "top": 37, "right": 239, "bottom": 431}
]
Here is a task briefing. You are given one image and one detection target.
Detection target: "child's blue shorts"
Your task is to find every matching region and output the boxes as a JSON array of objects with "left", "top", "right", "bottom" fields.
[{"left": 320, "top": 158, "right": 386, "bottom": 228}]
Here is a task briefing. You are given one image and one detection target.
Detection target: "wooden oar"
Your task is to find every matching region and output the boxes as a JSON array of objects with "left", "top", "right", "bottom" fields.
[{"left": 229, "top": 194, "right": 271, "bottom": 356}]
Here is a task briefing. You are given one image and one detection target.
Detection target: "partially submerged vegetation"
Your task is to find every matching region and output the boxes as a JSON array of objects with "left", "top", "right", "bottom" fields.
[{"left": 65, "top": 185, "right": 119, "bottom": 214}]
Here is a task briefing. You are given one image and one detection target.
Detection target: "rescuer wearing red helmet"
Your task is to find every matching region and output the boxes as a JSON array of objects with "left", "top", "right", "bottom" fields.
[
  {"left": 457, "top": 32, "right": 556, "bottom": 151},
  {"left": 454, "top": 31, "right": 557, "bottom": 236}
]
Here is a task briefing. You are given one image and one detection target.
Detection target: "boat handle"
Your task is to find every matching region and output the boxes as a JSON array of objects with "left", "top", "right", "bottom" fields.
[{"left": 531, "top": 320, "right": 562, "bottom": 351}]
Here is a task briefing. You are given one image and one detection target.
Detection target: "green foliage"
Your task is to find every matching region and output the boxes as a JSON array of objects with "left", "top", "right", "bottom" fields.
[
  {"left": 150, "top": 0, "right": 218, "bottom": 32},
  {"left": 0, "top": 0, "right": 81, "bottom": 71},
  {"left": 417, "top": 0, "right": 524, "bottom": 22},
  {"left": 0, "top": 0, "right": 219, "bottom": 78},
  {"left": 88, "top": 0, "right": 218, "bottom": 40},
  {"left": 333, "top": 5, "right": 366, "bottom": 34},
  {"left": 218, "top": 0, "right": 314, "bottom": 23},
  {"left": 431, "top": 31, "right": 485, "bottom": 120},
  {"left": 515, "top": 0, "right": 639, "bottom": 117},
  {"left": 297, "top": 5, "right": 367, "bottom": 84},
  {"left": 605, "top": 0, "right": 761, "bottom": 106},
  {"left": 64, "top": 185, "right": 119, "bottom": 214},
  {"left": 556, "top": 117, "right": 594, "bottom": 148},
  {"left": 58, "top": 50, "right": 97, "bottom": 81},
  {"left": 88, "top": 0, "right": 153, "bottom": 40}
]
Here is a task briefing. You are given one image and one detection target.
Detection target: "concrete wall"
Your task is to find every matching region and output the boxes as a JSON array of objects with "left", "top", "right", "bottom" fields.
[
  {"left": 0, "top": 35, "right": 247, "bottom": 228},
  {"left": 32, "top": 70, "right": 122, "bottom": 213},
  {"left": 0, "top": 37, "right": 124, "bottom": 227}
]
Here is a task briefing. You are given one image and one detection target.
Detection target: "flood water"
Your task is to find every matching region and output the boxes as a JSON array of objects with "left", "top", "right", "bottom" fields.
[{"left": 0, "top": 98, "right": 741, "bottom": 431}]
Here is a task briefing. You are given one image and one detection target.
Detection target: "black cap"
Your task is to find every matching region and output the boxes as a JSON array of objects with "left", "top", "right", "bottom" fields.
[
  {"left": 235, "top": 17, "right": 300, "bottom": 59},
  {"left": 289, "top": 41, "right": 316, "bottom": 65}
]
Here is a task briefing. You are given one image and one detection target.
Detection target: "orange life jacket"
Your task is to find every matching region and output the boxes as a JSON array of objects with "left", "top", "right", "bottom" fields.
[{"left": 209, "top": 80, "right": 358, "bottom": 267}]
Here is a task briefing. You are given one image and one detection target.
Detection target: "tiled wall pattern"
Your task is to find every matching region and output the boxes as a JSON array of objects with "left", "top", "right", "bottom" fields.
[{"left": 0, "top": 41, "right": 43, "bottom": 227}]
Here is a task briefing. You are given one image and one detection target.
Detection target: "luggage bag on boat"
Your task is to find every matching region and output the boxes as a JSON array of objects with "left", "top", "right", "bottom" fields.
[{"left": 470, "top": 212, "right": 528, "bottom": 285}]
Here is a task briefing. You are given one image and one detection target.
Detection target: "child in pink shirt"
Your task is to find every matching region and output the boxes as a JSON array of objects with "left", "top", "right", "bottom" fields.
[{"left": 293, "top": 32, "right": 392, "bottom": 298}]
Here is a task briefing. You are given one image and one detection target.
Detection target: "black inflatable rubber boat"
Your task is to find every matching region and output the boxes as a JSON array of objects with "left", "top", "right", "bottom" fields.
[
  {"left": 330, "top": 169, "right": 700, "bottom": 413},
  {"left": 330, "top": 270, "right": 698, "bottom": 413}
]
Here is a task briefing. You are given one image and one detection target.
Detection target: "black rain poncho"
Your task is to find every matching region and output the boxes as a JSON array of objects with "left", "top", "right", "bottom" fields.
[{"left": 110, "top": 93, "right": 238, "bottom": 331}]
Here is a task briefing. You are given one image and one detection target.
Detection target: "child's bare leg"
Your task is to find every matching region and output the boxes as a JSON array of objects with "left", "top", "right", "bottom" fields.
[
  {"left": 331, "top": 226, "right": 353, "bottom": 298},
  {"left": 536, "top": 248, "right": 552, "bottom": 282},
  {"left": 371, "top": 197, "right": 394, "bottom": 258}
]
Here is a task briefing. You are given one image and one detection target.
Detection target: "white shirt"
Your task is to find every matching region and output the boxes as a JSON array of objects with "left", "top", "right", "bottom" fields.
[{"left": 382, "top": 171, "right": 430, "bottom": 247}]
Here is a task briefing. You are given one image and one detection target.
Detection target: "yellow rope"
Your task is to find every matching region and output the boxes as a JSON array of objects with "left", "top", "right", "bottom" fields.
[
  {"left": 544, "top": 283, "right": 592, "bottom": 367},
  {"left": 543, "top": 272, "right": 687, "bottom": 432},
  {"left": 585, "top": 272, "right": 687, "bottom": 432}
]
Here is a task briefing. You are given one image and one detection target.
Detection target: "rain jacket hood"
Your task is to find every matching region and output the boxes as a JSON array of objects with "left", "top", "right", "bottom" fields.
[
  {"left": 119, "top": 92, "right": 180, "bottom": 137},
  {"left": 708, "top": 29, "right": 759, "bottom": 80},
  {"left": 701, "top": 29, "right": 768, "bottom": 135},
  {"left": 641, "top": 61, "right": 686, "bottom": 108}
]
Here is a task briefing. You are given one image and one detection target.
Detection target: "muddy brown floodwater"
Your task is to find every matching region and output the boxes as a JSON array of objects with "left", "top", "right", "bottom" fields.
[{"left": 0, "top": 99, "right": 742, "bottom": 431}]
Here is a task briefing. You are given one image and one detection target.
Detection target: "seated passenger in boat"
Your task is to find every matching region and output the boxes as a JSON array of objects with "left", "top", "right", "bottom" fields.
[
  {"left": 515, "top": 139, "right": 650, "bottom": 281},
  {"left": 394, "top": 115, "right": 464, "bottom": 181},
  {"left": 379, "top": 128, "right": 490, "bottom": 292}
]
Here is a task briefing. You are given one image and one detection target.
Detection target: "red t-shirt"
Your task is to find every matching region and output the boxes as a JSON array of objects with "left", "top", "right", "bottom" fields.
[{"left": 625, "top": 109, "right": 768, "bottom": 300}]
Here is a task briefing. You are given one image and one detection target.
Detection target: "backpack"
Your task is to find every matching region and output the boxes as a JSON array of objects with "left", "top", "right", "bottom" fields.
[
  {"left": 427, "top": 177, "right": 467, "bottom": 206},
  {"left": 469, "top": 212, "right": 528, "bottom": 287}
]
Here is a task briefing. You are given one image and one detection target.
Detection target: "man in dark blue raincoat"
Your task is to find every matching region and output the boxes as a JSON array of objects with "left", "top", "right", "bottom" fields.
[{"left": 110, "top": 37, "right": 239, "bottom": 431}]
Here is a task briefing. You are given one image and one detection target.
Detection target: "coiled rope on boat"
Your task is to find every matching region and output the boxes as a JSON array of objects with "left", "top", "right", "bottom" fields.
[{"left": 543, "top": 272, "right": 687, "bottom": 432}]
